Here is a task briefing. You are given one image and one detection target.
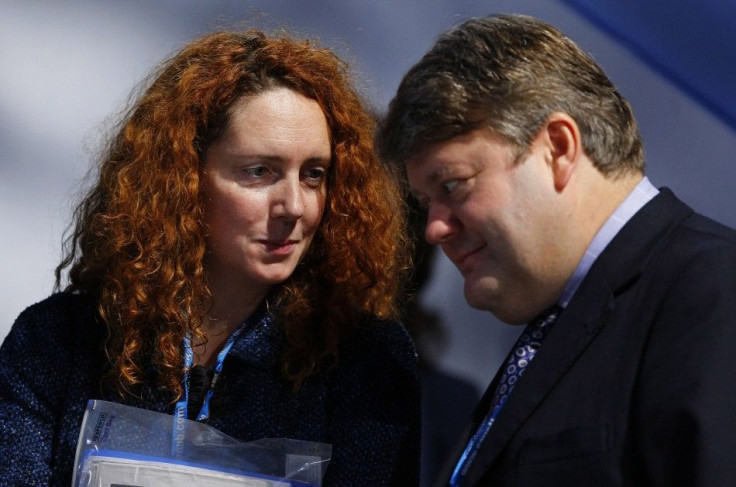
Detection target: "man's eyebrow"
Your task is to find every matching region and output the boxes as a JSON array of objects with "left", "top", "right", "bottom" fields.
[{"left": 427, "top": 163, "right": 457, "bottom": 183}]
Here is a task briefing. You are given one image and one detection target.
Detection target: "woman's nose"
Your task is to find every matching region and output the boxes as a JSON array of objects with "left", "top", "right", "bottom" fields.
[{"left": 272, "top": 177, "right": 305, "bottom": 220}]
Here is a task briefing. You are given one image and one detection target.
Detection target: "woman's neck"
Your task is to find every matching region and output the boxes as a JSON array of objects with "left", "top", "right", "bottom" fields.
[{"left": 194, "top": 280, "right": 270, "bottom": 368}]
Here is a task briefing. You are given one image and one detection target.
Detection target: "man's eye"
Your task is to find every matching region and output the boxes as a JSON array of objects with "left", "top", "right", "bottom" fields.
[{"left": 442, "top": 179, "right": 460, "bottom": 193}]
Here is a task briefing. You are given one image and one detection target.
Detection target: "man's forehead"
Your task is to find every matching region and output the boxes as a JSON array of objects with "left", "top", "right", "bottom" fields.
[
  {"left": 406, "top": 156, "right": 454, "bottom": 183},
  {"left": 405, "top": 150, "right": 439, "bottom": 188},
  {"left": 405, "top": 136, "right": 458, "bottom": 172},
  {"left": 405, "top": 131, "right": 482, "bottom": 179}
]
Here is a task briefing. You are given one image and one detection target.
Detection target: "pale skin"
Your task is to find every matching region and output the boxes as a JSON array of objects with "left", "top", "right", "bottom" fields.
[
  {"left": 407, "top": 113, "right": 641, "bottom": 324},
  {"left": 196, "top": 87, "right": 331, "bottom": 366}
]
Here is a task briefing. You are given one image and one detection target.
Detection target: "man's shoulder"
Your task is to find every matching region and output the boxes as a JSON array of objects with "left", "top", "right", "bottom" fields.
[
  {"left": 649, "top": 189, "right": 736, "bottom": 263},
  {"left": 613, "top": 187, "right": 736, "bottom": 262},
  {"left": 680, "top": 210, "right": 736, "bottom": 246},
  {"left": 618, "top": 190, "right": 736, "bottom": 303},
  {"left": 647, "top": 187, "right": 734, "bottom": 236}
]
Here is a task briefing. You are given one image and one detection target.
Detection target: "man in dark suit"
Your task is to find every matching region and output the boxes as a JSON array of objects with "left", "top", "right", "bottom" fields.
[{"left": 377, "top": 14, "right": 736, "bottom": 486}]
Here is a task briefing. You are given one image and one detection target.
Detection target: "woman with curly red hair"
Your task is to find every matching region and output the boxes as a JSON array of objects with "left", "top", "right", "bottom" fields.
[{"left": 0, "top": 30, "right": 419, "bottom": 485}]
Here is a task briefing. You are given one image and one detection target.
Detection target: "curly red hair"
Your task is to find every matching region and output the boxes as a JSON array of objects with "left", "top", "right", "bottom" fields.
[{"left": 56, "top": 30, "right": 409, "bottom": 397}]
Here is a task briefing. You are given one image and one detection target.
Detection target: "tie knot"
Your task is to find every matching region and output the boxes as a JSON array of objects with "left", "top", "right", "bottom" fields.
[{"left": 532, "top": 304, "right": 562, "bottom": 329}]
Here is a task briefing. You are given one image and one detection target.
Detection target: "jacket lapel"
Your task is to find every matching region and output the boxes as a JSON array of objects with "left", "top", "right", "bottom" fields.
[
  {"left": 462, "top": 275, "right": 617, "bottom": 485},
  {"left": 431, "top": 362, "right": 508, "bottom": 487},
  {"left": 225, "top": 307, "right": 281, "bottom": 370}
]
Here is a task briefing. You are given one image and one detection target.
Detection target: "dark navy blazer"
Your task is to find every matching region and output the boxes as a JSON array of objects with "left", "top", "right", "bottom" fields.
[
  {"left": 0, "top": 292, "right": 420, "bottom": 486},
  {"left": 435, "top": 189, "right": 736, "bottom": 486}
]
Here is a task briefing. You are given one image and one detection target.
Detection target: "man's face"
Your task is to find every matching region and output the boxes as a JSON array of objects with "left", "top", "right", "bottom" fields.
[{"left": 407, "top": 128, "right": 566, "bottom": 324}]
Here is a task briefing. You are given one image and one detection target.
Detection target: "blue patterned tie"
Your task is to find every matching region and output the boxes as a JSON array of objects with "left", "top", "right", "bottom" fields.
[{"left": 449, "top": 305, "right": 562, "bottom": 486}]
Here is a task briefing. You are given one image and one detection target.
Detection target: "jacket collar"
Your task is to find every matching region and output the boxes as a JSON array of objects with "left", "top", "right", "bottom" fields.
[{"left": 225, "top": 302, "right": 282, "bottom": 370}]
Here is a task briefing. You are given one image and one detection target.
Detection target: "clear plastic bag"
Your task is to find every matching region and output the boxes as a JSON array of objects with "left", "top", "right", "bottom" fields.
[{"left": 73, "top": 400, "right": 331, "bottom": 487}]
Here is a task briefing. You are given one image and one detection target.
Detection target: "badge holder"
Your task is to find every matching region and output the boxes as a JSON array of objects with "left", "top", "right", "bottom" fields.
[{"left": 73, "top": 400, "right": 331, "bottom": 487}]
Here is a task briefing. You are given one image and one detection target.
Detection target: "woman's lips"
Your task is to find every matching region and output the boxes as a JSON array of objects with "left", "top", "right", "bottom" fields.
[{"left": 261, "top": 240, "right": 299, "bottom": 255}]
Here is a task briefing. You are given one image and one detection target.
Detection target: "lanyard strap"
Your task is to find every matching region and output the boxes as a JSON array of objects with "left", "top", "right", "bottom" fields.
[
  {"left": 171, "top": 307, "right": 270, "bottom": 458},
  {"left": 449, "top": 397, "right": 507, "bottom": 486},
  {"left": 174, "top": 324, "right": 246, "bottom": 423},
  {"left": 171, "top": 324, "right": 244, "bottom": 459},
  {"left": 449, "top": 306, "right": 561, "bottom": 486},
  {"left": 169, "top": 304, "right": 268, "bottom": 457}
]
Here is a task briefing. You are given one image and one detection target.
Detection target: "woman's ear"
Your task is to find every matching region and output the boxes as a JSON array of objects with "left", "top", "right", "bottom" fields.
[{"left": 544, "top": 112, "right": 581, "bottom": 192}]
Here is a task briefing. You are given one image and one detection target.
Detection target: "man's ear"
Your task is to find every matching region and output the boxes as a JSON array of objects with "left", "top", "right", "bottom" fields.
[{"left": 544, "top": 112, "right": 581, "bottom": 192}]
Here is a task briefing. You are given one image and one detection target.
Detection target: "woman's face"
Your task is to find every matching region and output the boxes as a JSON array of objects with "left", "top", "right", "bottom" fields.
[{"left": 202, "top": 87, "right": 331, "bottom": 299}]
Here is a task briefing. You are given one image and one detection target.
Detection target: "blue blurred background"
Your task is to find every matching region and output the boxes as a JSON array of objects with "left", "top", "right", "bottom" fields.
[{"left": 2, "top": 3, "right": 735, "bottom": 480}]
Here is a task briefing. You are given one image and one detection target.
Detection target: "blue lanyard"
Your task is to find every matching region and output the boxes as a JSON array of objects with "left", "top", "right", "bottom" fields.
[
  {"left": 169, "top": 305, "right": 268, "bottom": 457},
  {"left": 171, "top": 325, "right": 244, "bottom": 457},
  {"left": 449, "top": 306, "right": 561, "bottom": 486},
  {"left": 449, "top": 396, "right": 507, "bottom": 486},
  {"left": 174, "top": 324, "right": 246, "bottom": 424}
]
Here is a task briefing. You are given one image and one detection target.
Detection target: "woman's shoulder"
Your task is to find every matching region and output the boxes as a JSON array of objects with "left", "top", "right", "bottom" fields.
[
  {"left": 17, "top": 291, "right": 97, "bottom": 323},
  {"left": 340, "top": 315, "right": 418, "bottom": 369},
  {"left": 11, "top": 292, "right": 100, "bottom": 344},
  {"left": 326, "top": 315, "right": 421, "bottom": 444}
]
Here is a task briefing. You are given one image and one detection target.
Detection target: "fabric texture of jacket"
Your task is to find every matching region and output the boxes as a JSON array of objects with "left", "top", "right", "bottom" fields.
[{"left": 0, "top": 292, "right": 421, "bottom": 486}]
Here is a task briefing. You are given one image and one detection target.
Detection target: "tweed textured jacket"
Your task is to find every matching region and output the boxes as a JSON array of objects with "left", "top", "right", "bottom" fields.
[{"left": 0, "top": 292, "right": 420, "bottom": 486}]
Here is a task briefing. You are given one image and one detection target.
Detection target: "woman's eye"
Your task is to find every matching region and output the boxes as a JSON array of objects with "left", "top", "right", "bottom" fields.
[
  {"left": 243, "top": 166, "right": 269, "bottom": 178},
  {"left": 303, "top": 167, "right": 326, "bottom": 185}
]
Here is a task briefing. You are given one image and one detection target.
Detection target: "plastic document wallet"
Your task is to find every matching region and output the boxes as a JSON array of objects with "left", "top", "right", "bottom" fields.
[
  {"left": 73, "top": 400, "right": 330, "bottom": 487},
  {"left": 81, "top": 450, "right": 309, "bottom": 487}
]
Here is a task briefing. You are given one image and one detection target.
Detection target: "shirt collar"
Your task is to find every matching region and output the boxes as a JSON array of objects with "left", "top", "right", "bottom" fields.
[{"left": 558, "top": 176, "right": 659, "bottom": 308}]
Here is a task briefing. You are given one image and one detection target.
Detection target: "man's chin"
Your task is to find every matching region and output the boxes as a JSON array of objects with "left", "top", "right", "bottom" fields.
[
  {"left": 463, "top": 278, "right": 497, "bottom": 312},
  {"left": 463, "top": 279, "right": 528, "bottom": 324}
]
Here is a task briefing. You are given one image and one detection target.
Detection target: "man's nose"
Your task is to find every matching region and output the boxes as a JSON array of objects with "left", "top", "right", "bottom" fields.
[{"left": 424, "top": 203, "right": 459, "bottom": 245}]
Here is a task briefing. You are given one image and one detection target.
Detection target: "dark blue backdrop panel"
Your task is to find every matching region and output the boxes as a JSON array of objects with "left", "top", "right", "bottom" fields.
[{"left": 560, "top": 0, "right": 736, "bottom": 132}]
